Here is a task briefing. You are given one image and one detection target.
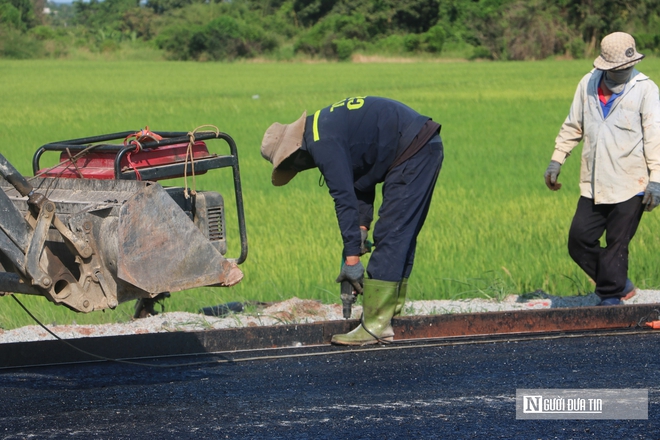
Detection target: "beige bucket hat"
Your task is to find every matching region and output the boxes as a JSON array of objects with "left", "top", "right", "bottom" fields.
[
  {"left": 261, "top": 112, "right": 307, "bottom": 186},
  {"left": 593, "top": 32, "right": 644, "bottom": 71}
]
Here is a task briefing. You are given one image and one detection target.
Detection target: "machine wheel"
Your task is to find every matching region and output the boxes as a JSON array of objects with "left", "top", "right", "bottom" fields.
[{"left": 133, "top": 292, "right": 171, "bottom": 319}]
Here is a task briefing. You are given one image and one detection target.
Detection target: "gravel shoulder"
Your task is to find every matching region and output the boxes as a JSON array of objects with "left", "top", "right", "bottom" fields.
[{"left": 2, "top": 289, "right": 659, "bottom": 344}]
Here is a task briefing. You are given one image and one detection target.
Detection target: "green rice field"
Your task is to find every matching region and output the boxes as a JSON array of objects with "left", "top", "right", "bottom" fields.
[{"left": 1, "top": 58, "right": 659, "bottom": 329}]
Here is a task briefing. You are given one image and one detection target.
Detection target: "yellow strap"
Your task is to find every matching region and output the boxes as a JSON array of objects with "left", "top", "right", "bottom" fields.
[{"left": 313, "top": 110, "right": 321, "bottom": 142}]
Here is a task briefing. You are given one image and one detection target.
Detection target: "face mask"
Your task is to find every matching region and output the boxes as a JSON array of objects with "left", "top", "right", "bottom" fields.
[
  {"left": 604, "top": 66, "right": 634, "bottom": 93},
  {"left": 281, "top": 149, "right": 316, "bottom": 173}
]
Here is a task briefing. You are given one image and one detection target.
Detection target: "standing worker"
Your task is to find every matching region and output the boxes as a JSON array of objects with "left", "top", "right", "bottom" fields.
[
  {"left": 261, "top": 96, "right": 443, "bottom": 345},
  {"left": 544, "top": 32, "right": 660, "bottom": 306}
]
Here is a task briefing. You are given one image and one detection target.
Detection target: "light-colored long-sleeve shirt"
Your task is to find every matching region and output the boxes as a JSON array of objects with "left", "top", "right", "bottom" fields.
[{"left": 552, "top": 68, "right": 660, "bottom": 204}]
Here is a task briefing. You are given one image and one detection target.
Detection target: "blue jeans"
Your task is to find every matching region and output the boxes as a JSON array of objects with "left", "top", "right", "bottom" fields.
[{"left": 367, "top": 135, "right": 444, "bottom": 281}]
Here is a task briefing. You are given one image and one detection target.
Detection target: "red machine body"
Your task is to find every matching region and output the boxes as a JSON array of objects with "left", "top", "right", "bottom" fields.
[{"left": 39, "top": 141, "right": 210, "bottom": 180}]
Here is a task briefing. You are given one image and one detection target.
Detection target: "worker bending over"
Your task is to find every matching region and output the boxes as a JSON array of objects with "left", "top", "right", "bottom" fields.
[{"left": 261, "top": 96, "right": 443, "bottom": 345}]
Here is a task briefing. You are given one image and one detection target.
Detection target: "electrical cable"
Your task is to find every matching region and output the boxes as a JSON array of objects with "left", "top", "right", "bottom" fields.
[{"left": 358, "top": 312, "right": 395, "bottom": 345}]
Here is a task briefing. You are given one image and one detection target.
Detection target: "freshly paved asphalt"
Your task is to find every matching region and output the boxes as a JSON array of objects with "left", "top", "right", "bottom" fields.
[{"left": 1, "top": 331, "right": 658, "bottom": 439}]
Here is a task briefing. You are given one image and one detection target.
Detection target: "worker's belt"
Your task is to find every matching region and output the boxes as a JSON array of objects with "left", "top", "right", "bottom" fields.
[{"left": 389, "top": 117, "right": 442, "bottom": 172}]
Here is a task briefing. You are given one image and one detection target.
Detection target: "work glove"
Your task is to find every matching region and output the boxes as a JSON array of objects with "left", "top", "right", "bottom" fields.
[
  {"left": 360, "top": 228, "right": 371, "bottom": 255},
  {"left": 642, "top": 181, "right": 660, "bottom": 212},
  {"left": 336, "top": 260, "right": 364, "bottom": 294},
  {"left": 544, "top": 160, "right": 562, "bottom": 191}
]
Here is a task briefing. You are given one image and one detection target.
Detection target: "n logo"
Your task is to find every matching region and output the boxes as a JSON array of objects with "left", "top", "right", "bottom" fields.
[{"left": 523, "top": 396, "right": 542, "bottom": 413}]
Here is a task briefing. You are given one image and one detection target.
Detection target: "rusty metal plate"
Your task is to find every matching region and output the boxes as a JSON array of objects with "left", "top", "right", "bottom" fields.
[
  {"left": 392, "top": 304, "right": 660, "bottom": 340},
  {"left": 117, "top": 183, "right": 242, "bottom": 293}
]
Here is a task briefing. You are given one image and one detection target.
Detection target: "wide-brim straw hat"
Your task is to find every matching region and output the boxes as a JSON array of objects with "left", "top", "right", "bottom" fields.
[
  {"left": 261, "top": 111, "right": 307, "bottom": 186},
  {"left": 593, "top": 32, "right": 644, "bottom": 71}
]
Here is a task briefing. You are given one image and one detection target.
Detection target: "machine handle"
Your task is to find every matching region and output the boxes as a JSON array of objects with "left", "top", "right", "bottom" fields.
[{"left": 0, "top": 153, "right": 33, "bottom": 197}]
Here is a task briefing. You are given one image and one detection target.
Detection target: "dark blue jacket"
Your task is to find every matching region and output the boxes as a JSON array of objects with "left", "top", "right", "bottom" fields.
[{"left": 302, "top": 96, "right": 432, "bottom": 256}]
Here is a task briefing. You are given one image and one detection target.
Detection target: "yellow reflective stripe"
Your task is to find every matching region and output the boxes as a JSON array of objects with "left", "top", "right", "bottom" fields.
[{"left": 313, "top": 109, "right": 321, "bottom": 141}]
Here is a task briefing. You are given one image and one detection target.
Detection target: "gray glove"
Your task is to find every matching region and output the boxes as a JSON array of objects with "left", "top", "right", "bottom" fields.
[
  {"left": 336, "top": 260, "right": 364, "bottom": 294},
  {"left": 544, "top": 160, "right": 562, "bottom": 191},
  {"left": 360, "top": 229, "right": 370, "bottom": 255},
  {"left": 642, "top": 181, "right": 660, "bottom": 212}
]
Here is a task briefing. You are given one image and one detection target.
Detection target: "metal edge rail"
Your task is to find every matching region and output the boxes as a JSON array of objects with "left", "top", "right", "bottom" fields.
[{"left": 1, "top": 304, "right": 659, "bottom": 369}]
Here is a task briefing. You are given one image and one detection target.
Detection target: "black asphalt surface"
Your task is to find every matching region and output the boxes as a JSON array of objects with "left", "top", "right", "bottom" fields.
[{"left": 1, "top": 331, "right": 659, "bottom": 439}]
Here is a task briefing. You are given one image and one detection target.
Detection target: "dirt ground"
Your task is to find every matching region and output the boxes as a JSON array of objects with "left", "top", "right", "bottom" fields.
[{"left": 2, "top": 289, "right": 659, "bottom": 344}]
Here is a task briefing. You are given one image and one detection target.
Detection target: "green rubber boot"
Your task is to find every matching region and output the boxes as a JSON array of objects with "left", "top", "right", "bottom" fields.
[
  {"left": 393, "top": 278, "right": 408, "bottom": 316},
  {"left": 331, "top": 279, "right": 399, "bottom": 346},
  {"left": 383, "top": 278, "right": 408, "bottom": 336}
]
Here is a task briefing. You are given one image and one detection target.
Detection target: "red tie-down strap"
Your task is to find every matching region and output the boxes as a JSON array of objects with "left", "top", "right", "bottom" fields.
[{"left": 123, "top": 127, "right": 163, "bottom": 181}]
